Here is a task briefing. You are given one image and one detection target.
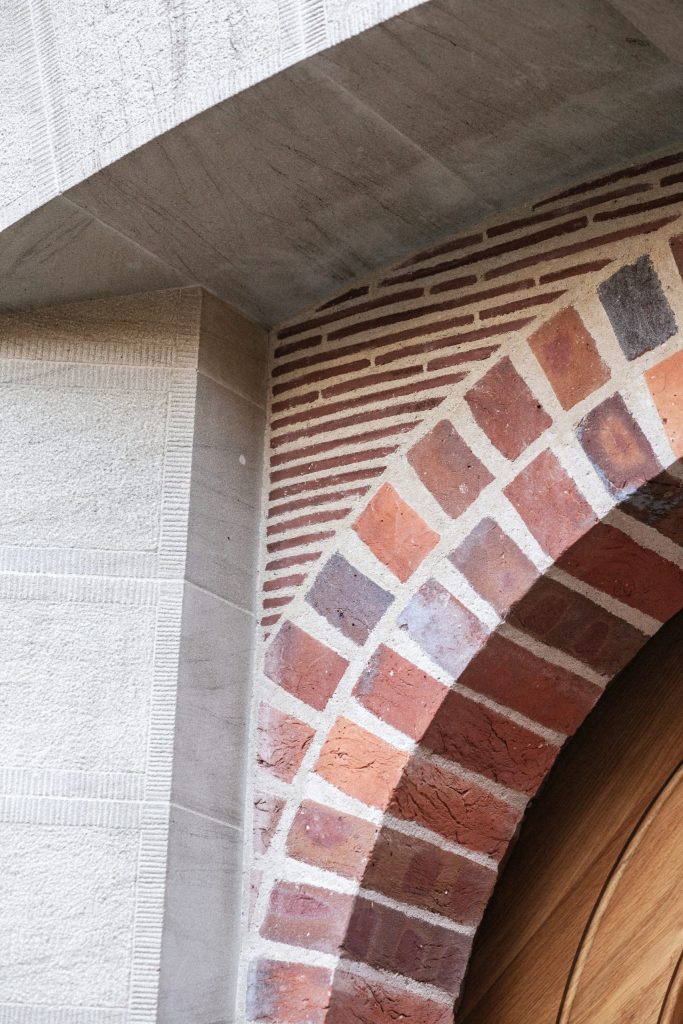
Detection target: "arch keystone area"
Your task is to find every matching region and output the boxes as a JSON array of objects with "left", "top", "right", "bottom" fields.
[{"left": 245, "top": 230, "right": 683, "bottom": 1023}]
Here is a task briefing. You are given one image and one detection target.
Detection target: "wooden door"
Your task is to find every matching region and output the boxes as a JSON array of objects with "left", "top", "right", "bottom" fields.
[{"left": 456, "top": 610, "right": 683, "bottom": 1023}]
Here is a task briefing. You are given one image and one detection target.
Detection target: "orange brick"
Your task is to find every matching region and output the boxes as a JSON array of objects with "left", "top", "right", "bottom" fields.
[
  {"left": 315, "top": 718, "right": 409, "bottom": 809},
  {"left": 264, "top": 620, "right": 348, "bottom": 711},
  {"left": 646, "top": 348, "right": 683, "bottom": 458},
  {"left": 353, "top": 482, "right": 439, "bottom": 582},
  {"left": 353, "top": 644, "right": 447, "bottom": 740},
  {"left": 529, "top": 307, "right": 610, "bottom": 409}
]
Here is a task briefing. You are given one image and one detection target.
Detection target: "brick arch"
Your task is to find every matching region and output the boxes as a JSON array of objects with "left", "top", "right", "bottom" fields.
[{"left": 246, "top": 236, "right": 683, "bottom": 1023}]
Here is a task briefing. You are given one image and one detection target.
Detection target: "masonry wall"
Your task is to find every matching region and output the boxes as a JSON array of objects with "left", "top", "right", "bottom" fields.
[
  {"left": 0, "top": 289, "right": 267, "bottom": 1024},
  {"left": 245, "top": 149, "right": 683, "bottom": 1022}
]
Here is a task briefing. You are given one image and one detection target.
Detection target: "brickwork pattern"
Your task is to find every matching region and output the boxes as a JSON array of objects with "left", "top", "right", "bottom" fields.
[{"left": 246, "top": 156, "right": 683, "bottom": 1023}]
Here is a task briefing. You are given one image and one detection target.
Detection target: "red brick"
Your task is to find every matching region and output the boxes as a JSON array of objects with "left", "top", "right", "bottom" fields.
[
  {"left": 478, "top": 288, "right": 565, "bottom": 320},
  {"left": 322, "top": 366, "right": 421, "bottom": 398},
  {"left": 274, "top": 334, "right": 323, "bottom": 358},
  {"left": 315, "top": 718, "right": 409, "bottom": 809},
  {"left": 593, "top": 190, "right": 683, "bottom": 223},
  {"left": 317, "top": 284, "right": 370, "bottom": 310},
  {"left": 504, "top": 449, "right": 597, "bottom": 558},
  {"left": 508, "top": 575, "right": 646, "bottom": 676},
  {"left": 376, "top": 319, "right": 528, "bottom": 366},
  {"left": 266, "top": 530, "right": 334, "bottom": 554},
  {"left": 277, "top": 288, "right": 422, "bottom": 340},
  {"left": 265, "top": 552, "right": 321, "bottom": 572},
  {"left": 457, "top": 632, "right": 601, "bottom": 734},
  {"left": 353, "top": 483, "right": 440, "bottom": 582},
  {"left": 431, "top": 276, "right": 533, "bottom": 299},
  {"left": 271, "top": 397, "right": 441, "bottom": 447},
  {"left": 539, "top": 258, "right": 614, "bottom": 284},
  {"left": 264, "top": 621, "right": 348, "bottom": 711},
  {"left": 270, "top": 422, "right": 416, "bottom": 468},
  {"left": 328, "top": 971, "right": 452, "bottom": 1024},
  {"left": 306, "top": 554, "right": 393, "bottom": 645},
  {"left": 246, "top": 959, "right": 331, "bottom": 1024},
  {"left": 353, "top": 644, "right": 447, "bottom": 740},
  {"left": 422, "top": 688, "right": 559, "bottom": 796},
  {"left": 646, "top": 348, "right": 683, "bottom": 458},
  {"left": 269, "top": 467, "right": 383, "bottom": 502},
  {"left": 362, "top": 827, "right": 496, "bottom": 926},
  {"left": 389, "top": 756, "right": 522, "bottom": 860},
  {"left": 344, "top": 896, "right": 472, "bottom": 995},
  {"left": 272, "top": 359, "right": 371, "bottom": 396},
  {"left": 256, "top": 703, "right": 315, "bottom": 783},
  {"left": 270, "top": 445, "right": 398, "bottom": 484},
  {"left": 577, "top": 393, "right": 661, "bottom": 499},
  {"left": 271, "top": 390, "right": 318, "bottom": 414},
  {"left": 268, "top": 487, "right": 369, "bottom": 516},
  {"left": 327, "top": 305, "right": 473, "bottom": 343},
  {"left": 266, "top": 507, "right": 351, "bottom": 536},
  {"left": 557, "top": 521, "right": 683, "bottom": 621},
  {"left": 286, "top": 801, "right": 377, "bottom": 879},
  {"left": 261, "top": 881, "right": 353, "bottom": 954},
  {"left": 621, "top": 470, "right": 683, "bottom": 545},
  {"left": 253, "top": 793, "right": 285, "bottom": 857},
  {"left": 263, "top": 573, "right": 307, "bottom": 591},
  {"left": 397, "top": 579, "right": 489, "bottom": 679},
  {"left": 465, "top": 356, "right": 551, "bottom": 460},
  {"left": 529, "top": 307, "right": 610, "bottom": 409},
  {"left": 449, "top": 518, "right": 538, "bottom": 615},
  {"left": 534, "top": 151, "right": 682, "bottom": 206},
  {"left": 408, "top": 419, "right": 494, "bottom": 519}
]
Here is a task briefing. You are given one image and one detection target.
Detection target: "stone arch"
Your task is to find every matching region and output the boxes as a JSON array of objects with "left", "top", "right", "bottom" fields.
[{"left": 246, "top": 232, "right": 683, "bottom": 1022}]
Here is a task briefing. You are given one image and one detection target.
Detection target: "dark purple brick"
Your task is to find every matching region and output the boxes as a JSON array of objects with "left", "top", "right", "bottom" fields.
[
  {"left": 598, "top": 255, "right": 676, "bottom": 360},
  {"left": 306, "top": 553, "right": 393, "bottom": 645}
]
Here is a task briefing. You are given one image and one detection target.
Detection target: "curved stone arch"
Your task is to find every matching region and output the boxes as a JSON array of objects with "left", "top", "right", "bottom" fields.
[{"left": 246, "top": 232, "right": 683, "bottom": 1022}]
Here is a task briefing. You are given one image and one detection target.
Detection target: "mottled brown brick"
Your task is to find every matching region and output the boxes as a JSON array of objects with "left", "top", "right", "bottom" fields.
[
  {"left": 389, "top": 756, "right": 522, "bottom": 860},
  {"left": 353, "top": 644, "right": 447, "bottom": 741},
  {"left": 286, "top": 801, "right": 377, "bottom": 879},
  {"left": 362, "top": 827, "right": 496, "bottom": 926},
  {"left": 261, "top": 881, "right": 352, "bottom": 954},
  {"left": 509, "top": 575, "right": 646, "bottom": 675},
  {"left": 306, "top": 553, "right": 393, "bottom": 645},
  {"left": 328, "top": 971, "right": 451, "bottom": 1024},
  {"left": 246, "top": 959, "right": 331, "bottom": 1024},
  {"left": 457, "top": 632, "right": 600, "bottom": 734},
  {"left": 344, "top": 896, "right": 472, "bottom": 995},
  {"left": 504, "top": 449, "right": 597, "bottom": 558},
  {"left": 353, "top": 482, "right": 440, "bottom": 582},
  {"left": 397, "top": 579, "right": 489, "bottom": 678},
  {"left": 529, "top": 307, "right": 610, "bottom": 409},
  {"left": 557, "top": 521, "right": 683, "bottom": 621},
  {"left": 449, "top": 518, "right": 538, "bottom": 615},
  {"left": 422, "top": 688, "right": 559, "bottom": 796},
  {"left": 256, "top": 703, "right": 315, "bottom": 783},
  {"left": 315, "top": 718, "right": 409, "bottom": 809},
  {"left": 465, "top": 356, "right": 552, "bottom": 459},
  {"left": 264, "top": 621, "right": 349, "bottom": 711},
  {"left": 577, "top": 393, "right": 661, "bottom": 499},
  {"left": 408, "top": 419, "right": 494, "bottom": 519}
]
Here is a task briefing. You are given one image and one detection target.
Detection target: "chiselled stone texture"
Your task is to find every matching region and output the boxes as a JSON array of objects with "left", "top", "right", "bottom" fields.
[
  {"left": 248, "top": 169, "right": 683, "bottom": 1024},
  {"left": 353, "top": 482, "right": 439, "bottom": 581},
  {"left": 598, "top": 254, "right": 677, "bottom": 359},
  {"left": 529, "top": 306, "right": 610, "bottom": 408},
  {"left": 264, "top": 620, "right": 348, "bottom": 710},
  {"left": 306, "top": 553, "right": 393, "bottom": 644}
]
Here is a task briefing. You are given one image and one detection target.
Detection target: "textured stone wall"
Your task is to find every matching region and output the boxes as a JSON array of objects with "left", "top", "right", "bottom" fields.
[
  {"left": 0, "top": 0, "right": 427, "bottom": 233},
  {"left": 0, "top": 289, "right": 267, "bottom": 1023},
  {"left": 246, "top": 153, "right": 683, "bottom": 1022}
]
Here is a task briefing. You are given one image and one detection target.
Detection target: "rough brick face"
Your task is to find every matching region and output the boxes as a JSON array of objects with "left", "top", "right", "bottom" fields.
[
  {"left": 457, "top": 632, "right": 601, "bottom": 734},
  {"left": 327, "top": 971, "right": 452, "bottom": 1024},
  {"left": 422, "top": 689, "right": 559, "bottom": 796},
  {"left": 389, "top": 756, "right": 522, "bottom": 859},
  {"left": 504, "top": 449, "right": 597, "bottom": 558},
  {"left": 577, "top": 393, "right": 661, "bottom": 499},
  {"left": 529, "top": 306, "right": 610, "bottom": 409},
  {"left": 353, "top": 644, "right": 447, "bottom": 740},
  {"left": 508, "top": 575, "right": 646, "bottom": 675},
  {"left": 256, "top": 704, "right": 315, "bottom": 783},
  {"left": 253, "top": 793, "right": 285, "bottom": 857},
  {"left": 362, "top": 827, "right": 496, "bottom": 926},
  {"left": 247, "top": 959, "right": 331, "bottom": 1024},
  {"left": 315, "top": 718, "right": 409, "bottom": 808},
  {"left": 344, "top": 897, "right": 472, "bottom": 994},
  {"left": 286, "top": 801, "right": 377, "bottom": 879},
  {"left": 261, "top": 882, "right": 352, "bottom": 954},
  {"left": 557, "top": 521, "right": 683, "bottom": 621},
  {"left": 306, "top": 553, "right": 393, "bottom": 645},
  {"left": 408, "top": 419, "right": 494, "bottom": 518},
  {"left": 398, "top": 579, "right": 489, "bottom": 678},
  {"left": 465, "top": 356, "right": 551, "bottom": 459},
  {"left": 264, "top": 621, "right": 349, "bottom": 710},
  {"left": 353, "top": 482, "right": 439, "bottom": 582},
  {"left": 449, "top": 518, "right": 539, "bottom": 615},
  {"left": 598, "top": 255, "right": 676, "bottom": 359},
  {"left": 646, "top": 349, "right": 683, "bottom": 457}
]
